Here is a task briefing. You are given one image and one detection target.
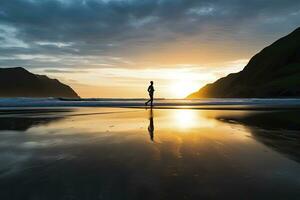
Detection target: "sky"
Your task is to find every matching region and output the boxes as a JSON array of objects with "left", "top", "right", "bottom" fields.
[{"left": 1, "top": 0, "right": 300, "bottom": 98}]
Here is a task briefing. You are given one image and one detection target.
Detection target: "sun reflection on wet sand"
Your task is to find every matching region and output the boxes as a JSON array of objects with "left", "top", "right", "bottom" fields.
[{"left": 172, "top": 109, "right": 216, "bottom": 129}]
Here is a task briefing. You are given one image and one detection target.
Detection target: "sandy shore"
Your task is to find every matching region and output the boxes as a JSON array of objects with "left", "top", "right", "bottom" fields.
[{"left": 0, "top": 107, "right": 299, "bottom": 199}]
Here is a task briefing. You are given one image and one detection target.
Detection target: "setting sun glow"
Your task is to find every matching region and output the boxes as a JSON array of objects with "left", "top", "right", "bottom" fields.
[{"left": 170, "top": 80, "right": 200, "bottom": 98}]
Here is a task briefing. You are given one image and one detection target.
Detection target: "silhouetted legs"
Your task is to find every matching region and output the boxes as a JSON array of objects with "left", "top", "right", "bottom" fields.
[{"left": 145, "top": 94, "right": 153, "bottom": 107}]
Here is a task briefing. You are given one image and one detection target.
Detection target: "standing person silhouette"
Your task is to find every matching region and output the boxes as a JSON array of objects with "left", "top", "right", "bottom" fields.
[{"left": 145, "top": 81, "right": 154, "bottom": 107}]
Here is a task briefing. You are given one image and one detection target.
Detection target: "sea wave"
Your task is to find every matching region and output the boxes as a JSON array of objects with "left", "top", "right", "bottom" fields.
[{"left": 0, "top": 98, "right": 300, "bottom": 110}]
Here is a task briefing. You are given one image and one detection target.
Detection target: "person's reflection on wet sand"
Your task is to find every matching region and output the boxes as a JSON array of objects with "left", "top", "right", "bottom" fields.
[{"left": 148, "top": 108, "right": 154, "bottom": 142}]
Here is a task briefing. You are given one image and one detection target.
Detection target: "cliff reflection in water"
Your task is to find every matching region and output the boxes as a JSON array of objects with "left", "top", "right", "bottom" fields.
[
  {"left": 0, "top": 108, "right": 71, "bottom": 131},
  {"left": 215, "top": 110, "right": 300, "bottom": 163}
]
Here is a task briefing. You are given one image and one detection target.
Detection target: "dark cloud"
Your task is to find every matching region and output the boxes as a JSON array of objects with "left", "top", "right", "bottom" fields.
[{"left": 0, "top": 0, "right": 300, "bottom": 69}]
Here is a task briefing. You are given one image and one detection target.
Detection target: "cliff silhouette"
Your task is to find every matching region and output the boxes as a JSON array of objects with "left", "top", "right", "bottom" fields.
[
  {"left": 0, "top": 67, "right": 79, "bottom": 98},
  {"left": 187, "top": 27, "right": 300, "bottom": 98}
]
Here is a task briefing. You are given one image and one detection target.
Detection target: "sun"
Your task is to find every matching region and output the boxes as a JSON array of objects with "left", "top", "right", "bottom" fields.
[{"left": 170, "top": 79, "right": 200, "bottom": 99}]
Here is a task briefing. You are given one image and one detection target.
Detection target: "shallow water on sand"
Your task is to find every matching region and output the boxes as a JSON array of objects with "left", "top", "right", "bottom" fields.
[{"left": 0, "top": 107, "right": 300, "bottom": 199}]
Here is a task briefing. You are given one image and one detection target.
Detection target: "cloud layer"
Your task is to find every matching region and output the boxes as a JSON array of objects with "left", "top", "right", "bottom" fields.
[{"left": 0, "top": 0, "right": 300, "bottom": 97}]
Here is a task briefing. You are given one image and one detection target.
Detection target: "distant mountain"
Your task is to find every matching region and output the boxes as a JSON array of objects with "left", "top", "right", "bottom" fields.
[
  {"left": 187, "top": 27, "right": 300, "bottom": 98},
  {"left": 0, "top": 67, "right": 79, "bottom": 98}
]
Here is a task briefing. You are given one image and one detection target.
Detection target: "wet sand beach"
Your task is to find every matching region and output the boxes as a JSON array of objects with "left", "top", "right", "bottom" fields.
[{"left": 0, "top": 107, "right": 299, "bottom": 199}]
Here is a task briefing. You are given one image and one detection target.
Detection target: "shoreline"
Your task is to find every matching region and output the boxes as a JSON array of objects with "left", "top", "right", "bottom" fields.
[{"left": 1, "top": 98, "right": 300, "bottom": 110}]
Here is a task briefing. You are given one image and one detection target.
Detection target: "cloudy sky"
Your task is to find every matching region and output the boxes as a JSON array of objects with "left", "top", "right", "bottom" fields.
[{"left": 1, "top": 0, "right": 300, "bottom": 98}]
